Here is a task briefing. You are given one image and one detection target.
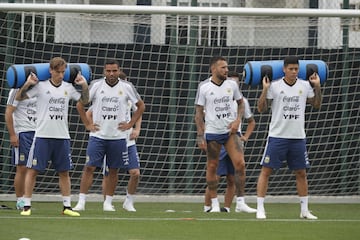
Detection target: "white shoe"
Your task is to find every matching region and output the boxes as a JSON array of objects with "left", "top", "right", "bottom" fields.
[
  {"left": 203, "top": 206, "right": 211, "bottom": 213},
  {"left": 300, "top": 211, "right": 318, "bottom": 220},
  {"left": 123, "top": 198, "right": 136, "bottom": 212},
  {"left": 72, "top": 202, "right": 85, "bottom": 211},
  {"left": 256, "top": 209, "right": 266, "bottom": 219},
  {"left": 103, "top": 203, "right": 116, "bottom": 212},
  {"left": 209, "top": 206, "right": 220, "bottom": 213},
  {"left": 235, "top": 203, "right": 257, "bottom": 213}
]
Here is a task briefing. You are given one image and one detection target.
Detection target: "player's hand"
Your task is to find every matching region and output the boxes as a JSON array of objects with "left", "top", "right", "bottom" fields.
[
  {"left": 74, "top": 72, "right": 87, "bottom": 86},
  {"left": 26, "top": 72, "right": 39, "bottom": 86},
  {"left": 130, "top": 129, "right": 140, "bottom": 140},
  {"left": 118, "top": 122, "right": 131, "bottom": 131},
  {"left": 240, "top": 135, "right": 248, "bottom": 142},
  {"left": 9, "top": 134, "right": 19, "bottom": 147},
  {"left": 86, "top": 123, "right": 100, "bottom": 132},
  {"left": 262, "top": 75, "right": 270, "bottom": 89},
  {"left": 228, "top": 119, "right": 240, "bottom": 134},
  {"left": 309, "top": 72, "right": 320, "bottom": 87},
  {"left": 196, "top": 135, "right": 207, "bottom": 151}
]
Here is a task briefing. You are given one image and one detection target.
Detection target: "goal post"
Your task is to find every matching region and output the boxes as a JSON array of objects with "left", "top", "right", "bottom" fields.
[{"left": 0, "top": 2, "right": 359, "bottom": 203}]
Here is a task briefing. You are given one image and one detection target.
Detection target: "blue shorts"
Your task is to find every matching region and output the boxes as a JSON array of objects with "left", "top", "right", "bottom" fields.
[
  {"left": 205, "top": 133, "right": 231, "bottom": 145},
  {"left": 260, "top": 137, "right": 310, "bottom": 170},
  {"left": 217, "top": 146, "right": 235, "bottom": 176},
  {"left": 125, "top": 144, "right": 140, "bottom": 170},
  {"left": 12, "top": 131, "right": 35, "bottom": 166},
  {"left": 86, "top": 136, "right": 128, "bottom": 169},
  {"left": 28, "top": 137, "right": 73, "bottom": 173},
  {"left": 102, "top": 144, "right": 140, "bottom": 175}
]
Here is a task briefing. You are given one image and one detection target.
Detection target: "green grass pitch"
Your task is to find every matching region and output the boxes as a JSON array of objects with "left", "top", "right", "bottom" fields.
[{"left": 0, "top": 202, "right": 359, "bottom": 240}]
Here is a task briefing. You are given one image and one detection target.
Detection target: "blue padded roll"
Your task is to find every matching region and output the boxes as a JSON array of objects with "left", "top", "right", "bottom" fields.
[
  {"left": 243, "top": 60, "right": 328, "bottom": 87},
  {"left": 6, "top": 63, "right": 92, "bottom": 88}
]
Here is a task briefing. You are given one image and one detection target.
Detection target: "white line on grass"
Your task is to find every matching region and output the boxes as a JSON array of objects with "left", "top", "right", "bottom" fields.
[{"left": 1, "top": 216, "right": 360, "bottom": 222}]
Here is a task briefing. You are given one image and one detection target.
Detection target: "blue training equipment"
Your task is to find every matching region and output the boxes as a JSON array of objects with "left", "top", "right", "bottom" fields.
[
  {"left": 6, "top": 63, "right": 92, "bottom": 88},
  {"left": 242, "top": 60, "right": 328, "bottom": 87}
]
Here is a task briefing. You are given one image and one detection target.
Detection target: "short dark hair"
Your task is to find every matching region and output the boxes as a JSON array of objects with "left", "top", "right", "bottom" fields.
[
  {"left": 228, "top": 71, "right": 240, "bottom": 78},
  {"left": 284, "top": 56, "right": 299, "bottom": 66},
  {"left": 209, "top": 56, "right": 227, "bottom": 68},
  {"left": 105, "top": 59, "right": 121, "bottom": 68}
]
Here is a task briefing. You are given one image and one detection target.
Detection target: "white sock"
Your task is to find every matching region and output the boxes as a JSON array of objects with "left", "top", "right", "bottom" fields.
[
  {"left": 211, "top": 198, "right": 219, "bottom": 208},
  {"left": 257, "top": 197, "right": 265, "bottom": 211},
  {"left": 24, "top": 197, "right": 31, "bottom": 207},
  {"left": 224, "top": 207, "right": 231, "bottom": 212},
  {"left": 300, "top": 196, "right": 309, "bottom": 213},
  {"left": 17, "top": 197, "right": 24, "bottom": 203},
  {"left": 78, "top": 193, "right": 87, "bottom": 203},
  {"left": 236, "top": 196, "right": 245, "bottom": 204},
  {"left": 126, "top": 193, "right": 134, "bottom": 202},
  {"left": 104, "top": 195, "right": 113, "bottom": 205},
  {"left": 62, "top": 196, "right": 71, "bottom": 207}
]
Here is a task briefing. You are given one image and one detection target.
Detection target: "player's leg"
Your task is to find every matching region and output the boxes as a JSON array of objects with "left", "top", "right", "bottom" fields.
[
  {"left": 74, "top": 137, "right": 105, "bottom": 211},
  {"left": 123, "top": 144, "right": 140, "bottom": 212},
  {"left": 217, "top": 149, "right": 232, "bottom": 212},
  {"left": 256, "top": 137, "right": 284, "bottom": 219},
  {"left": 73, "top": 165, "right": 97, "bottom": 210},
  {"left": 204, "top": 186, "right": 212, "bottom": 212},
  {"left": 103, "top": 167, "right": 118, "bottom": 211},
  {"left": 123, "top": 168, "right": 139, "bottom": 212},
  {"left": 104, "top": 138, "right": 127, "bottom": 211},
  {"left": 52, "top": 139, "right": 80, "bottom": 216},
  {"left": 223, "top": 174, "right": 235, "bottom": 212},
  {"left": 14, "top": 165, "right": 26, "bottom": 209},
  {"left": 225, "top": 134, "right": 256, "bottom": 213},
  {"left": 256, "top": 166, "right": 272, "bottom": 219},
  {"left": 288, "top": 139, "right": 317, "bottom": 220},
  {"left": 205, "top": 140, "right": 221, "bottom": 212},
  {"left": 21, "top": 168, "right": 38, "bottom": 216},
  {"left": 21, "top": 137, "right": 47, "bottom": 216},
  {"left": 15, "top": 131, "right": 34, "bottom": 209}
]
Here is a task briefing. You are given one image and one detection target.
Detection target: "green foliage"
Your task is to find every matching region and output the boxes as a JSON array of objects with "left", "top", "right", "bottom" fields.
[{"left": 0, "top": 202, "right": 359, "bottom": 240}]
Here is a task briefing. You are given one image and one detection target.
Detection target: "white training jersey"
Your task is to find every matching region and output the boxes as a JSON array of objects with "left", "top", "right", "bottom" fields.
[
  {"left": 267, "top": 78, "right": 315, "bottom": 139},
  {"left": 7, "top": 88, "right": 37, "bottom": 133},
  {"left": 26, "top": 80, "right": 81, "bottom": 139},
  {"left": 89, "top": 78, "right": 142, "bottom": 140},
  {"left": 231, "top": 97, "right": 253, "bottom": 133},
  {"left": 195, "top": 78, "right": 243, "bottom": 134}
]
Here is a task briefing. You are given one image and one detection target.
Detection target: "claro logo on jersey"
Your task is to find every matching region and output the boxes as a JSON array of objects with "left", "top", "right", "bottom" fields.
[
  {"left": 213, "top": 96, "right": 232, "bottom": 119},
  {"left": 101, "top": 96, "right": 120, "bottom": 120},
  {"left": 48, "top": 97, "right": 65, "bottom": 120},
  {"left": 282, "top": 95, "right": 300, "bottom": 120}
]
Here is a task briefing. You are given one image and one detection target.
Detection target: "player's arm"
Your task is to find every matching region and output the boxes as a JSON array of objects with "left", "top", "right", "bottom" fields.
[
  {"left": 229, "top": 98, "right": 244, "bottom": 134},
  {"left": 74, "top": 73, "right": 90, "bottom": 105},
  {"left": 15, "top": 73, "right": 38, "bottom": 101},
  {"left": 241, "top": 116, "right": 255, "bottom": 142},
  {"left": 76, "top": 102, "right": 93, "bottom": 131},
  {"left": 130, "top": 116, "right": 142, "bottom": 140},
  {"left": 195, "top": 105, "right": 206, "bottom": 151},
  {"left": 307, "top": 72, "right": 322, "bottom": 109},
  {"left": 257, "top": 76, "right": 271, "bottom": 113},
  {"left": 5, "top": 105, "right": 18, "bottom": 147},
  {"left": 119, "top": 100, "right": 145, "bottom": 131}
]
